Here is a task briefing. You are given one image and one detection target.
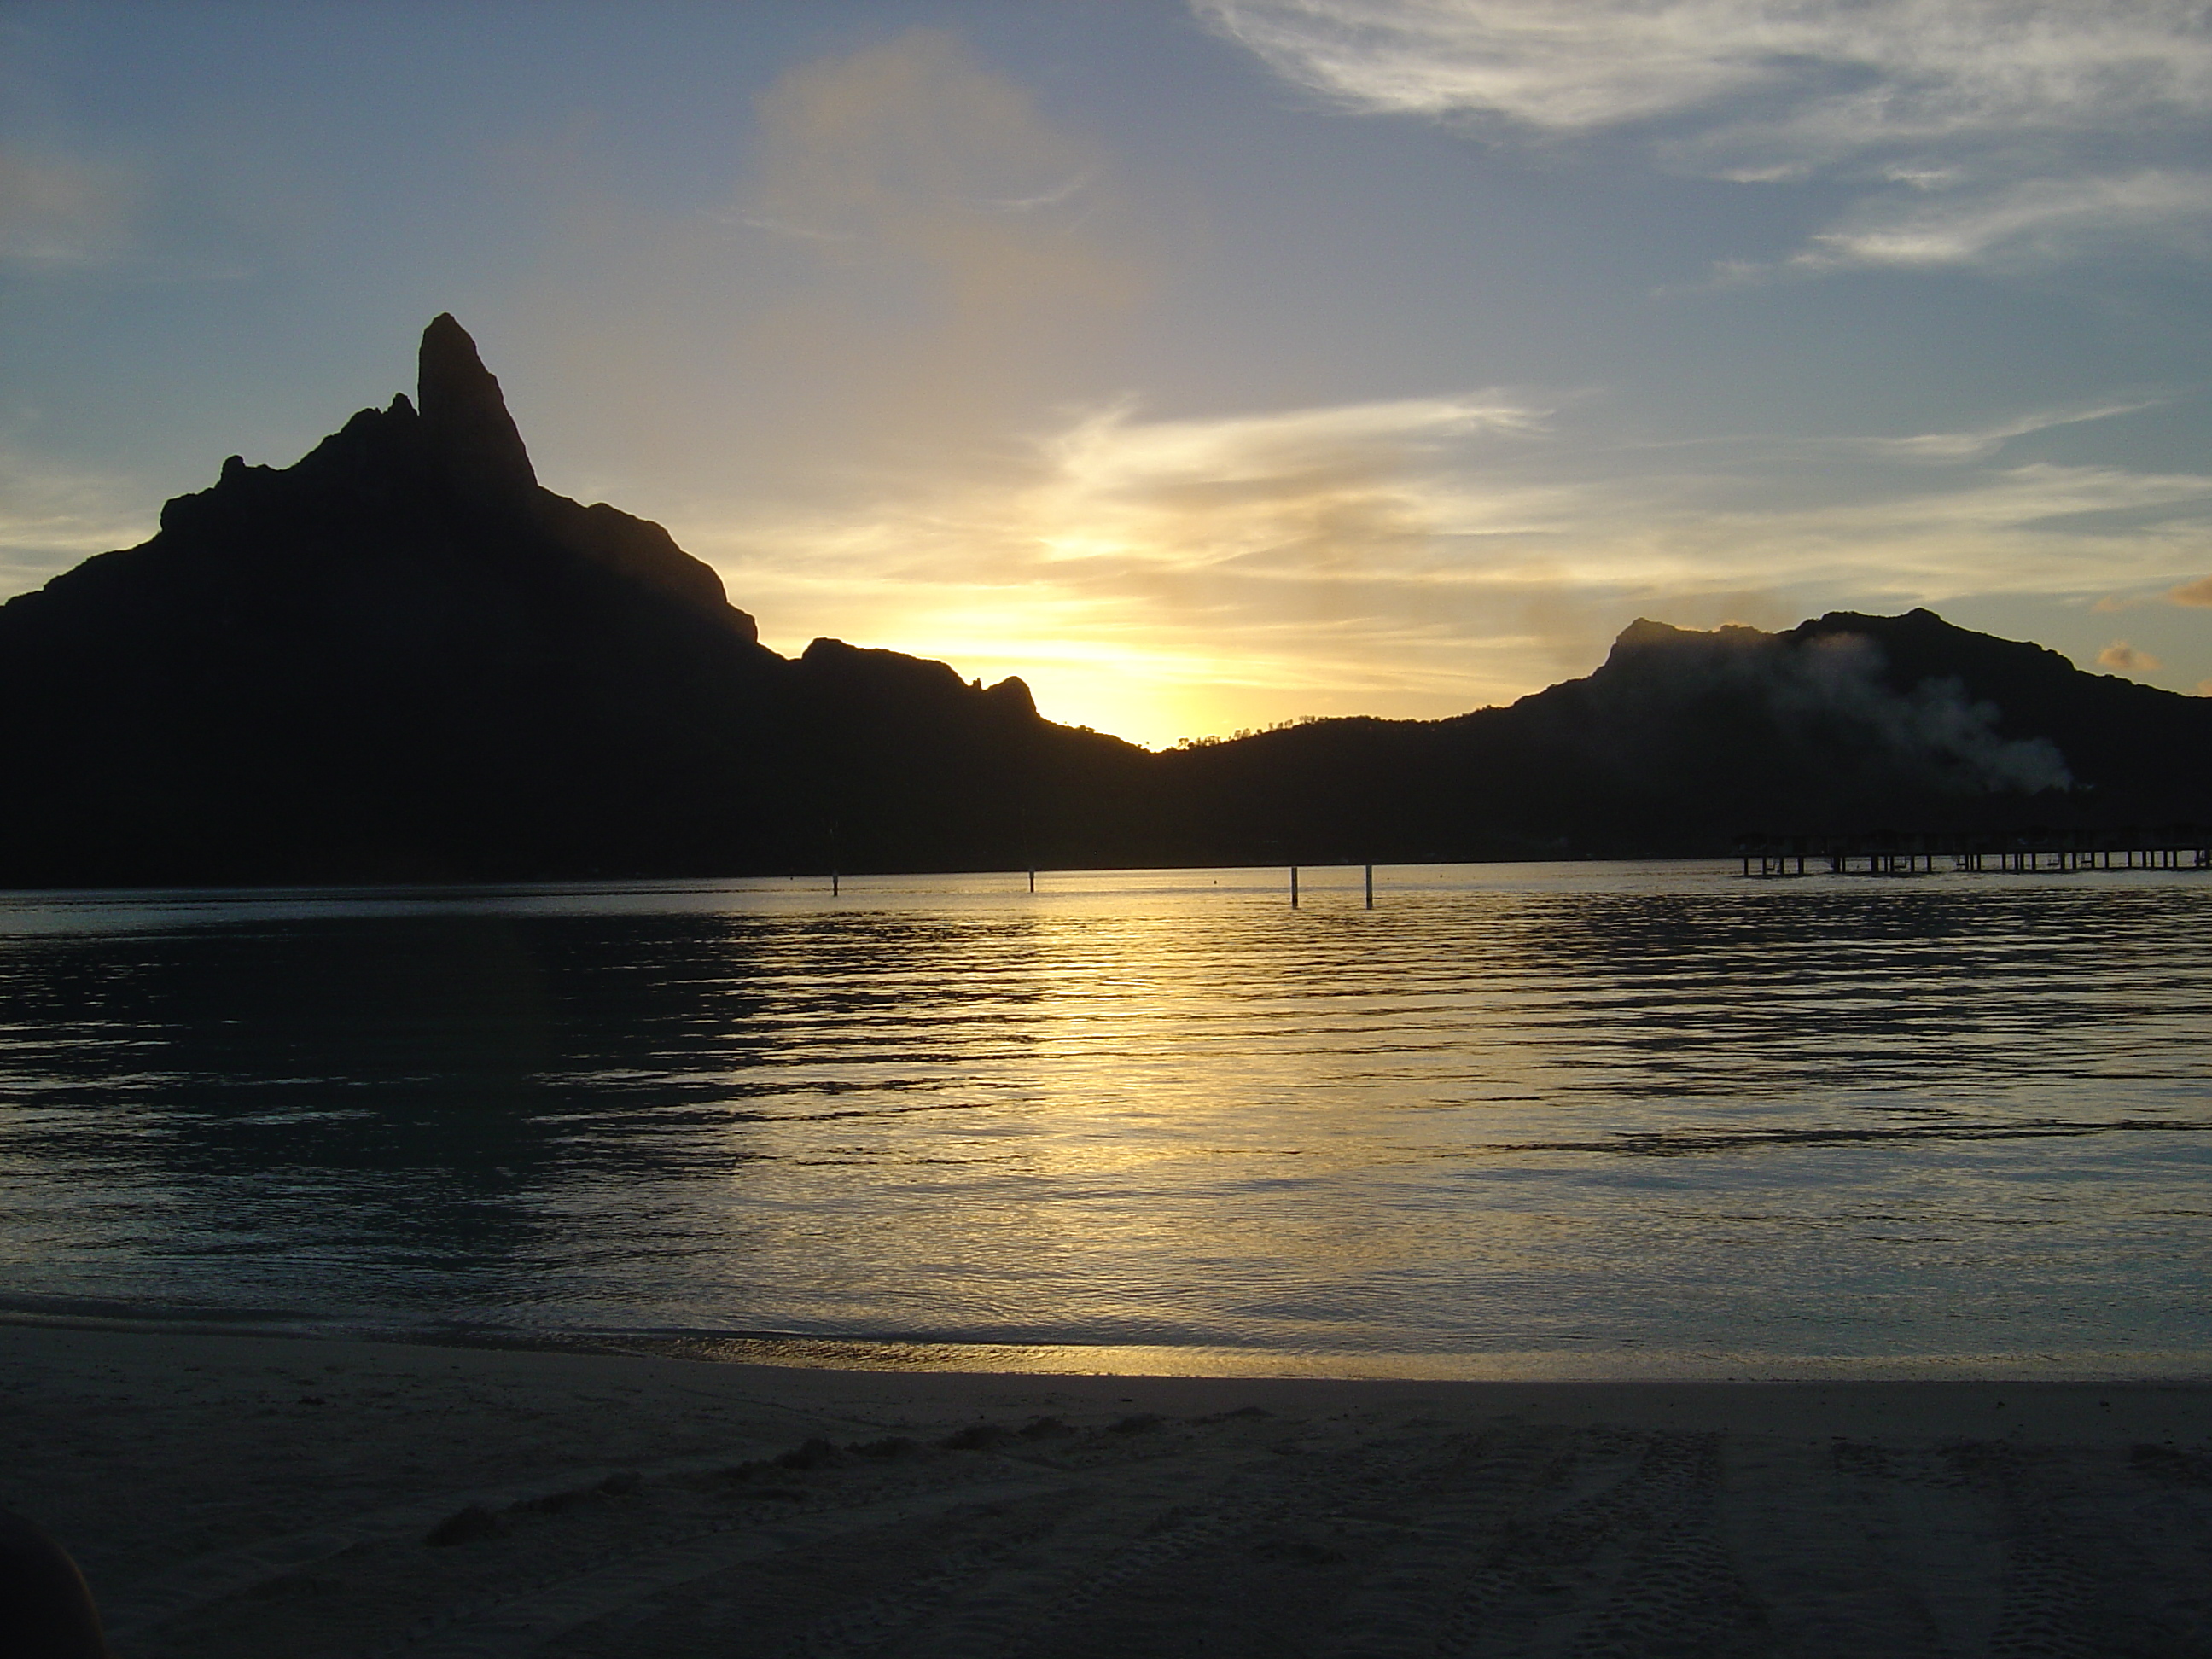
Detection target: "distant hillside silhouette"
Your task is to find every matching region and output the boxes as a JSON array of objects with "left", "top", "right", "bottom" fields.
[
  {"left": 1142, "top": 611, "right": 2212, "bottom": 864},
  {"left": 2, "top": 318, "right": 2205, "bottom": 884}
]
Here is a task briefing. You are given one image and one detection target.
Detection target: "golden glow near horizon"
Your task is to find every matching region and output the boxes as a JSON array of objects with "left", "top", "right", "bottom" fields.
[
  {"left": 7, "top": 9, "right": 2212, "bottom": 723},
  {"left": 684, "top": 384, "right": 2212, "bottom": 745}
]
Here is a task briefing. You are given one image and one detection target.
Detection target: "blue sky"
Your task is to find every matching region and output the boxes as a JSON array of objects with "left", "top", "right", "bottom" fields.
[{"left": 5, "top": 0, "right": 2210, "bottom": 745}]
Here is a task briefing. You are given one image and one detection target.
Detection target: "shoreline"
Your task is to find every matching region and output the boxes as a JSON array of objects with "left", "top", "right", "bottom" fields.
[
  {"left": 9, "top": 1307, "right": 2211, "bottom": 1387},
  {"left": 9, "top": 1322, "right": 2209, "bottom": 1656}
]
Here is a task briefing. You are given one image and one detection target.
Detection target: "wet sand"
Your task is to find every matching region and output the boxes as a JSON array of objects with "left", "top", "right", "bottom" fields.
[{"left": 5, "top": 1322, "right": 2209, "bottom": 1657}]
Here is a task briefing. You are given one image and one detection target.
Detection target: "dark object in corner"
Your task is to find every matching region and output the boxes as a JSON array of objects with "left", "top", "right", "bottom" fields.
[{"left": 0, "top": 1509, "right": 114, "bottom": 1658}]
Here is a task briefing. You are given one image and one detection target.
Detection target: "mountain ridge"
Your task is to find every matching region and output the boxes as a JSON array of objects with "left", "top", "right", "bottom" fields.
[
  {"left": 0, "top": 317, "right": 1106, "bottom": 884},
  {"left": 2, "top": 318, "right": 2204, "bottom": 885}
]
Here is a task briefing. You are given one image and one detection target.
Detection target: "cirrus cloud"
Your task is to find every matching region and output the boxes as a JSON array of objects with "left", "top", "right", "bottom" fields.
[
  {"left": 1193, "top": 1, "right": 2212, "bottom": 272},
  {"left": 1790, "top": 168, "right": 2212, "bottom": 271},
  {"left": 1193, "top": 2, "right": 2212, "bottom": 145}
]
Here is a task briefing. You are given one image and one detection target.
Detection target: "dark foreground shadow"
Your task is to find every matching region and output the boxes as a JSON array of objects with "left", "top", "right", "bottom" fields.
[{"left": 0, "top": 1508, "right": 113, "bottom": 1657}]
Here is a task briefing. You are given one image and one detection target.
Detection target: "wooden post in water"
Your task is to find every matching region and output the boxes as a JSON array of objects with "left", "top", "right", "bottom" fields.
[
  {"left": 831, "top": 869, "right": 840, "bottom": 896},
  {"left": 1027, "top": 868, "right": 1035, "bottom": 893},
  {"left": 1365, "top": 863, "right": 1374, "bottom": 908},
  {"left": 1290, "top": 865, "right": 1300, "bottom": 908}
]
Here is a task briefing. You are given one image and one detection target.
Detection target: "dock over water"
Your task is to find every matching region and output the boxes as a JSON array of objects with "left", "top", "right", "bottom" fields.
[{"left": 1737, "top": 827, "right": 2212, "bottom": 876}]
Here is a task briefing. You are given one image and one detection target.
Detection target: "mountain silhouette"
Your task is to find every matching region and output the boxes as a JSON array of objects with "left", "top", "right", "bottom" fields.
[
  {"left": 1, "top": 318, "right": 2204, "bottom": 885},
  {"left": 1144, "top": 610, "right": 2212, "bottom": 864},
  {"left": 0, "top": 317, "right": 1135, "bottom": 883}
]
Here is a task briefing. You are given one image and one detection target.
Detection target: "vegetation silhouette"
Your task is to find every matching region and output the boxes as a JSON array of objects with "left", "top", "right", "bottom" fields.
[{"left": 2, "top": 318, "right": 2206, "bottom": 885}]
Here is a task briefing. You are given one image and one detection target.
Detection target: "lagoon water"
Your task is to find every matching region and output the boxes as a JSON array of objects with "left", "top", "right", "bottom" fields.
[{"left": 1, "top": 862, "right": 2208, "bottom": 1378}]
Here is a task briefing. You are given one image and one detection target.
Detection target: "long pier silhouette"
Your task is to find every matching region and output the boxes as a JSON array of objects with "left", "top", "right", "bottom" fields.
[{"left": 1737, "top": 827, "right": 2212, "bottom": 877}]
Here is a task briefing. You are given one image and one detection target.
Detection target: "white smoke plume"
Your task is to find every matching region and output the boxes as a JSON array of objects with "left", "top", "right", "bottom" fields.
[
  {"left": 1609, "top": 621, "right": 2073, "bottom": 794},
  {"left": 1780, "top": 633, "right": 2073, "bottom": 794}
]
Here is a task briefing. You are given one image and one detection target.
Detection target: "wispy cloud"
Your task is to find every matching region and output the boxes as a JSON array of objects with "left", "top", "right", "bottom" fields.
[
  {"left": 1791, "top": 169, "right": 2212, "bottom": 271},
  {"left": 1194, "top": 1, "right": 2212, "bottom": 272},
  {"left": 742, "top": 28, "right": 1141, "bottom": 312},
  {"left": 1859, "top": 399, "right": 2163, "bottom": 463},
  {"left": 1038, "top": 393, "right": 1545, "bottom": 515},
  {"left": 2168, "top": 574, "right": 2212, "bottom": 606},
  {"left": 973, "top": 171, "right": 1100, "bottom": 213},
  {"left": 1196, "top": 2, "right": 2212, "bottom": 140},
  {"left": 0, "top": 145, "right": 137, "bottom": 267}
]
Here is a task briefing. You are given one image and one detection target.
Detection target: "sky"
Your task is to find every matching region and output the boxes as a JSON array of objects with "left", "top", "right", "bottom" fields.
[{"left": 4, "top": 0, "right": 2211, "bottom": 748}]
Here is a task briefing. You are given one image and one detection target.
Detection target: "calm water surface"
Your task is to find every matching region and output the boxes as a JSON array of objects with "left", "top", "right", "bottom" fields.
[{"left": 2, "top": 862, "right": 2207, "bottom": 1377}]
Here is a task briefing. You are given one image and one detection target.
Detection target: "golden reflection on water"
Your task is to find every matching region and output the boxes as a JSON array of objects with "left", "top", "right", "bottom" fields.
[{"left": 1, "top": 863, "right": 2209, "bottom": 1376}]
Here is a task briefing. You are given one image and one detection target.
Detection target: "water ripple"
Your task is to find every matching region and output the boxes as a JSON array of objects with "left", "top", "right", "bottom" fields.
[{"left": 1, "top": 861, "right": 2209, "bottom": 1373}]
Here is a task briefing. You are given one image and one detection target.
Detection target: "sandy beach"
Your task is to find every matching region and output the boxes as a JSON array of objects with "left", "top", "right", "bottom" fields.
[{"left": 1, "top": 1323, "right": 2206, "bottom": 1656}]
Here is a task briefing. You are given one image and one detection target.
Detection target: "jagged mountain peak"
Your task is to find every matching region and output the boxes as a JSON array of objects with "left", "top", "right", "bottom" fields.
[{"left": 416, "top": 312, "right": 538, "bottom": 503}]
